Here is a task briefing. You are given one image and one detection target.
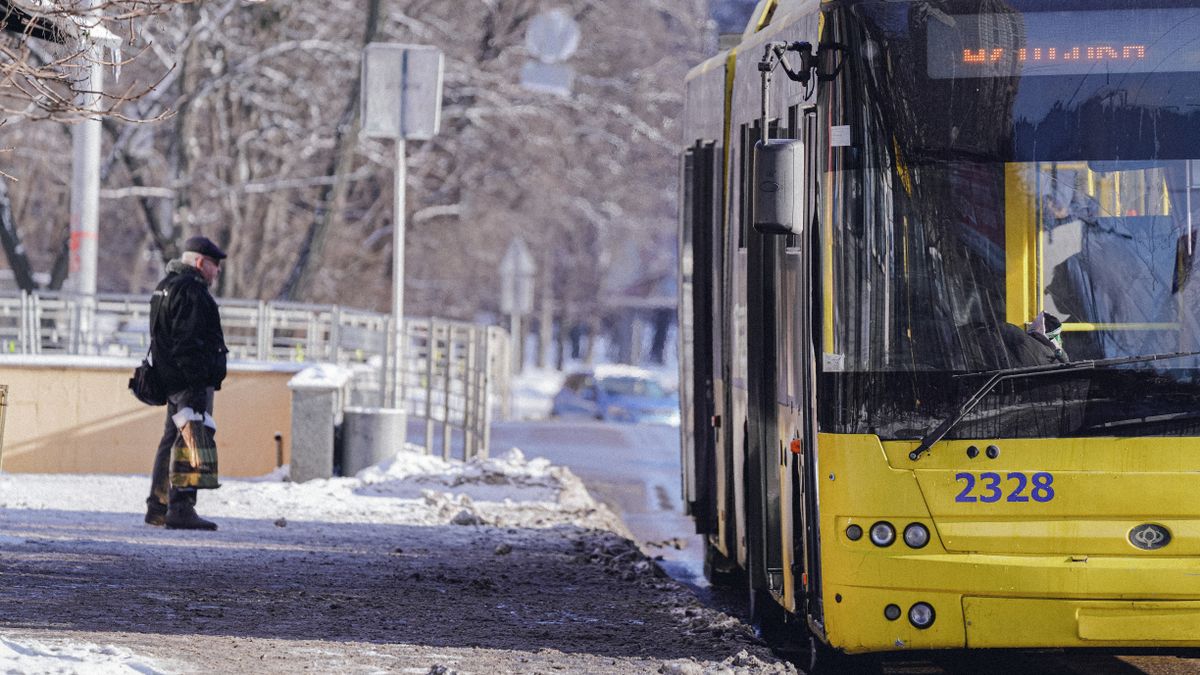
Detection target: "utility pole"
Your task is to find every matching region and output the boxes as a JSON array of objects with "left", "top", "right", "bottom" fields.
[{"left": 69, "top": 0, "right": 104, "bottom": 353}]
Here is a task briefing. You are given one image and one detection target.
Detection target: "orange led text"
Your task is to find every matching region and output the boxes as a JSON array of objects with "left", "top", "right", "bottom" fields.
[{"left": 962, "top": 44, "right": 1146, "bottom": 64}]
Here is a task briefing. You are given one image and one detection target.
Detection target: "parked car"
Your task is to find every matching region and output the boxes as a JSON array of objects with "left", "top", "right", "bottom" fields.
[{"left": 550, "top": 366, "right": 680, "bottom": 425}]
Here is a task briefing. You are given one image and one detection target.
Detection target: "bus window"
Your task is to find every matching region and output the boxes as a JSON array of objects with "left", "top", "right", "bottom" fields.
[{"left": 1003, "top": 161, "right": 1200, "bottom": 360}]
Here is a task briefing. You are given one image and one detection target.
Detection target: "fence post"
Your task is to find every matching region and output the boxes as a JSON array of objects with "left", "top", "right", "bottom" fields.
[
  {"left": 424, "top": 319, "right": 436, "bottom": 455},
  {"left": 441, "top": 326, "right": 453, "bottom": 461},
  {"left": 256, "top": 300, "right": 269, "bottom": 361},
  {"left": 18, "top": 291, "right": 28, "bottom": 354},
  {"left": 306, "top": 310, "right": 319, "bottom": 363},
  {"left": 479, "top": 328, "right": 491, "bottom": 458},
  {"left": 501, "top": 328, "right": 512, "bottom": 420},
  {"left": 463, "top": 327, "right": 478, "bottom": 460},
  {"left": 31, "top": 292, "right": 42, "bottom": 355},
  {"left": 382, "top": 315, "right": 394, "bottom": 408},
  {"left": 329, "top": 306, "right": 342, "bottom": 362},
  {"left": 65, "top": 296, "right": 75, "bottom": 354},
  {"left": 397, "top": 317, "right": 409, "bottom": 412}
]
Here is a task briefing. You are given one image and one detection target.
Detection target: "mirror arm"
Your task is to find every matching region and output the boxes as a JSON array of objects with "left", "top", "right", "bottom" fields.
[{"left": 760, "top": 41, "right": 815, "bottom": 84}]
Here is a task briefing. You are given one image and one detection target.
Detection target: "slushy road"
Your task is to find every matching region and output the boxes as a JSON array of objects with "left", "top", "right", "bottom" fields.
[
  {"left": 490, "top": 419, "right": 1200, "bottom": 675},
  {"left": 490, "top": 419, "right": 706, "bottom": 586}
]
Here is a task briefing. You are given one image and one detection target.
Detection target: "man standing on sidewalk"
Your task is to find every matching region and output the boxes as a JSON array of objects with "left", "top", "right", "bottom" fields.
[{"left": 145, "top": 236, "right": 229, "bottom": 530}]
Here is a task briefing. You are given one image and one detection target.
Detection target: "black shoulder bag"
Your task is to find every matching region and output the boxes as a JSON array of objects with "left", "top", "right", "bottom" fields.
[{"left": 129, "top": 347, "right": 167, "bottom": 406}]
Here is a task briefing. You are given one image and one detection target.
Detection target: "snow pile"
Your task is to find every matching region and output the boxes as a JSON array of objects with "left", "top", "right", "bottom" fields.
[
  {"left": 0, "top": 445, "right": 622, "bottom": 534},
  {"left": 0, "top": 635, "right": 166, "bottom": 675},
  {"left": 661, "top": 650, "right": 796, "bottom": 675},
  {"left": 286, "top": 363, "right": 354, "bottom": 390}
]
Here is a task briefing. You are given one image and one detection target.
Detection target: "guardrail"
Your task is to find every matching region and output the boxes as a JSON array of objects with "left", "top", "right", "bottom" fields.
[
  {"left": 0, "top": 384, "right": 7, "bottom": 471},
  {"left": 0, "top": 291, "right": 509, "bottom": 459}
]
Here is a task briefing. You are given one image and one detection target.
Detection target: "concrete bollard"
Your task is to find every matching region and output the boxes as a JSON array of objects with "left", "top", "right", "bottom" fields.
[
  {"left": 341, "top": 407, "right": 407, "bottom": 476},
  {"left": 287, "top": 365, "right": 352, "bottom": 482}
]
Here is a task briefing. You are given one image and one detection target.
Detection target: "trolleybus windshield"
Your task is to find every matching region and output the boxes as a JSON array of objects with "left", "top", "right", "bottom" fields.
[{"left": 817, "top": 1, "right": 1200, "bottom": 441}]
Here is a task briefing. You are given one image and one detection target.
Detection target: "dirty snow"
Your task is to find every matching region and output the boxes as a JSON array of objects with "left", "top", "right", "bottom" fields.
[
  {"left": 0, "top": 635, "right": 169, "bottom": 675},
  {"left": 0, "top": 446, "right": 792, "bottom": 674}
]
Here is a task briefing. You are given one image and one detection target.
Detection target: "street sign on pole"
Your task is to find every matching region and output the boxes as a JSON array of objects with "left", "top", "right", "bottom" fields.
[
  {"left": 499, "top": 238, "right": 536, "bottom": 316},
  {"left": 525, "top": 9, "right": 580, "bottom": 63},
  {"left": 361, "top": 43, "right": 444, "bottom": 141},
  {"left": 500, "top": 238, "right": 536, "bottom": 375},
  {"left": 520, "top": 9, "right": 580, "bottom": 97},
  {"left": 360, "top": 42, "right": 444, "bottom": 406}
]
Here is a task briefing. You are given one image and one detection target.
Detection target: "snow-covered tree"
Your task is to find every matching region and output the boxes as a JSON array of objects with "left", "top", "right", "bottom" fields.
[{"left": 0, "top": 0, "right": 711, "bottom": 355}]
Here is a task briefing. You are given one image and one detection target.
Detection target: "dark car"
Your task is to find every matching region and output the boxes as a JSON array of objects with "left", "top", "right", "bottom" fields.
[{"left": 550, "top": 367, "right": 680, "bottom": 425}]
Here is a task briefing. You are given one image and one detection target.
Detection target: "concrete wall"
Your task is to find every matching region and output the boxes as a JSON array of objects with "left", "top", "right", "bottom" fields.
[{"left": 0, "top": 357, "right": 300, "bottom": 477}]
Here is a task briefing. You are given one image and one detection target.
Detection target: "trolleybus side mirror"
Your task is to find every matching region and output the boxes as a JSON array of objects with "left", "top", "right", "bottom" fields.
[{"left": 752, "top": 138, "right": 804, "bottom": 235}]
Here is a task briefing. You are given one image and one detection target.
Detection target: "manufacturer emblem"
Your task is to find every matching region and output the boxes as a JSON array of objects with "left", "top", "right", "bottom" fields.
[{"left": 1129, "top": 524, "right": 1171, "bottom": 551}]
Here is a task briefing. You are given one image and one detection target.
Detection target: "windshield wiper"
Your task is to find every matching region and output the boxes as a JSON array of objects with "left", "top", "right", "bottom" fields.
[
  {"left": 909, "top": 351, "right": 1200, "bottom": 461},
  {"left": 1082, "top": 410, "right": 1200, "bottom": 434}
]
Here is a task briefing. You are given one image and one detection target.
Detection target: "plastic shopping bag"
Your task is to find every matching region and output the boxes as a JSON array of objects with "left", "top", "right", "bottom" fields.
[{"left": 170, "top": 414, "right": 219, "bottom": 489}]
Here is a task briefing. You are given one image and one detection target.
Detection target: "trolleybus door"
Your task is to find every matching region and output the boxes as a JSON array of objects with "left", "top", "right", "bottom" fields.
[
  {"left": 742, "top": 117, "right": 776, "bottom": 593},
  {"left": 679, "top": 140, "right": 719, "bottom": 532}
]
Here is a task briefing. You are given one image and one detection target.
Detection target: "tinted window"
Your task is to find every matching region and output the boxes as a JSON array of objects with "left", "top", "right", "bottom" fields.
[{"left": 599, "top": 377, "right": 667, "bottom": 398}]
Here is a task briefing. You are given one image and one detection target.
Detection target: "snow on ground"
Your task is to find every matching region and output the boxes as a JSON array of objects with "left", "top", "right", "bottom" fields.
[
  {"left": 0, "top": 446, "right": 793, "bottom": 674},
  {"left": 0, "top": 634, "right": 171, "bottom": 675},
  {"left": 0, "top": 446, "right": 610, "bottom": 534}
]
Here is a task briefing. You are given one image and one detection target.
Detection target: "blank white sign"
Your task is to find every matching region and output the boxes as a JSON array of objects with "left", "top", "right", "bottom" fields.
[{"left": 361, "top": 43, "right": 444, "bottom": 141}]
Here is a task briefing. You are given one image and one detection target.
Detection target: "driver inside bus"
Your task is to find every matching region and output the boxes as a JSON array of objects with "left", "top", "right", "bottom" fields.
[
  {"left": 962, "top": 312, "right": 1068, "bottom": 371},
  {"left": 1026, "top": 311, "right": 1068, "bottom": 363}
]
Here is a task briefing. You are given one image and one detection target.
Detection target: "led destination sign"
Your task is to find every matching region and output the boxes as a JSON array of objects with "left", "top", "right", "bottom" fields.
[
  {"left": 961, "top": 45, "right": 1146, "bottom": 65},
  {"left": 927, "top": 9, "right": 1200, "bottom": 78}
]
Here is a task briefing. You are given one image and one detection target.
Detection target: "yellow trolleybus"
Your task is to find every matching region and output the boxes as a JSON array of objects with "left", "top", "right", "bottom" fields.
[{"left": 678, "top": 0, "right": 1200, "bottom": 667}]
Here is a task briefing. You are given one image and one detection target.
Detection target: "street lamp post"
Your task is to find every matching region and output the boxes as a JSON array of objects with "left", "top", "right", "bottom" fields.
[
  {"left": 69, "top": 0, "right": 104, "bottom": 353},
  {"left": 361, "top": 43, "right": 444, "bottom": 407}
]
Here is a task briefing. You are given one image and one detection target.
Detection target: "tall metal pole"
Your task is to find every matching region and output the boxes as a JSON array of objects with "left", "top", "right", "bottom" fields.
[
  {"left": 392, "top": 138, "right": 407, "bottom": 407},
  {"left": 69, "top": 6, "right": 103, "bottom": 353},
  {"left": 69, "top": 66, "right": 102, "bottom": 297},
  {"left": 510, "top": 313, "right": 520, "bottom": 374},
  {"left": 760, "top": 47, "right": 771, "bottom": 143}
]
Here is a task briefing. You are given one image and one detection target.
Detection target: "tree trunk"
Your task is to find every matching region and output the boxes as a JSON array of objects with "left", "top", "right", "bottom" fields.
[
  {"left": 649, "top": 307, "right": 672, "bottom": 364},
  {"left": 0, "top": 179, "right": 38, "bottom": 291},
  {"left": 169, "top": 4, "right": 205, "bottom": 265},
  {"left": 536, "top": 267, "right": 552, "bottom": 369},
  {"left": 48, "top": 234, "right": 69, "bottom": 290},
  {"left": 277, "top": 0, "right": 382, "bottom": 301},
  {"left": 584, "top": 316, "right": 601, "bottom": 366}
]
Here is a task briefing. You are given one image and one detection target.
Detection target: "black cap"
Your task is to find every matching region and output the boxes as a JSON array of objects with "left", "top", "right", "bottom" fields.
[
  {"left": 1043, "top": 313, "right": 1063, "bottom": 335},
  {"left": 183, "top": 236, "right": 227, "bottom": 261}
]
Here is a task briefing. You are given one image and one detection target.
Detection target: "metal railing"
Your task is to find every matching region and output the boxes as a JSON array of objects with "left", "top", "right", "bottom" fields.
[
  {"left": 0, "top": 291, "right": 509, "bottom": 459},
  {"left": 400, "top": 320, "right": 510, "bottom": 460}
]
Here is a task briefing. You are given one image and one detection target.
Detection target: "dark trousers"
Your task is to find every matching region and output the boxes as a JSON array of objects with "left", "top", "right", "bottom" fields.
[{"left": 148, "top": 388, "right": 215, "bottom": 508}]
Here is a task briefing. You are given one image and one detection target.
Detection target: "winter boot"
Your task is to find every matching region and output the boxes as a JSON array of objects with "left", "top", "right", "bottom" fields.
[
  {"left": 165, "top": 503, "right": 218, "bottom": 531},
  {"left": 145, "top": 500, "right": 167, "bottom": 527}
]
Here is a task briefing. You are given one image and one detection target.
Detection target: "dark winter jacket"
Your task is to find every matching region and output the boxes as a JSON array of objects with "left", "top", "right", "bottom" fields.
[{"left": 149, "top": 260, "right": 228, "bottom": 396}]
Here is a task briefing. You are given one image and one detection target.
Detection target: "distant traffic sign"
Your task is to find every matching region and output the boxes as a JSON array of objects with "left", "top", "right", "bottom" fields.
[
  {"left": 500, "top": 238, "right": 536, "bottom": 315},
  {"left": 525, "top": 9, "right": 581, "bottom": 64},
  {"left": 520, "top": 61, "right": 574, "bottom": 98},
  {"left": 361, "top": 43, "right": 444, "bottom": 141}
]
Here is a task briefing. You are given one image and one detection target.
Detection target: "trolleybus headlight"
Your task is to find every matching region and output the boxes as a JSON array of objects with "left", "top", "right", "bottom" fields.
[
  {"left": 903, "top": 523, "right": 930, "bottom": 549},
  {"left": 846, "top": 524, "right": 863, "bottom": 541},
  {"left": 869, "top": 521, "right": 895, "bottom": 547},
  {"left": 884, "top": 604, "right": 902, "bottom": 621},
  {"left": 908, "top": 602, "right": 936, "bottom": 629}
]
